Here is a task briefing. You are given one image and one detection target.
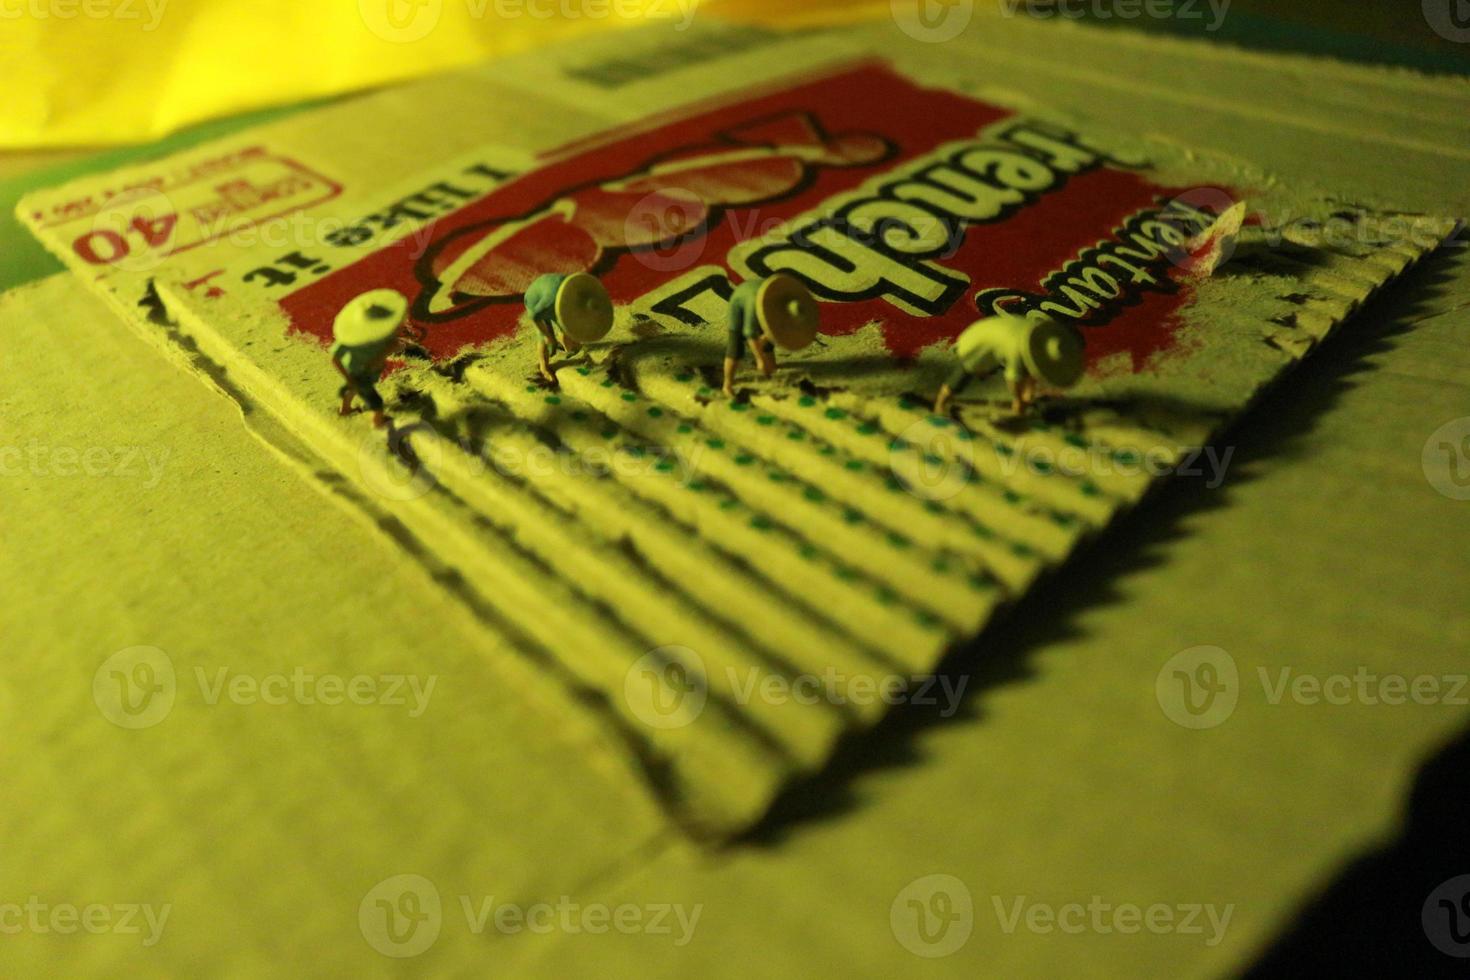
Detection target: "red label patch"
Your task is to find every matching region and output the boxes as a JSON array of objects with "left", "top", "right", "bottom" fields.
[{"left": 281, "top": 64, "right": 1223, "bottom": 373}]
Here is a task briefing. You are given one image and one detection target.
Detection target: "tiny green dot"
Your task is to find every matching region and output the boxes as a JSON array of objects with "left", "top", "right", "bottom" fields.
[
  {"left": 601, "top": 426, "right": 618, "bottom": 439},
  {"left": 929, "top": 416, "right": 951, "bottom": 428},
  {"left": 857, "top": 422, "right": 879, "bottom": 435},
  {"left": 576, "top": 367, "right": 591, "bottom": 376},
  {"left": 688, "top": 481, "right": 706, "bottom": 492},
  {"left": 676, "top": 423, "right": 693, "bottom": 434},
  {"left": 544, "top": 395, "right": 561, "bottom": 405},
  {"left": 621, "top": 392, "right": 637, "bottom": 403},
  {"left": 768, "top": 472, "right": 787, "bottom": 483},
  {"left": 730, "top": 402, "right": 749, "bottom": 412},
  {"left": 706, "top": 438, "right": 725, "bottom": 450},
  {"left": 655, "top": 459, "right": 675, "bottom": 473},
  {"left": 824, "top": 407, "right": 847, "bottom": 420},
  {"left": 675, "top": 372, "right": 694, "bottom": 382},
  {"left": 803, "top": 487, "right": 825, "bottom": 503},
  {"left": 843, "top": 508, "right": 863, "bottom": 525},
  {"left": 887, "top": 533, "right": 911, "bottom": 549},
  {"left": 844, "top": 460, "right": 864, "bottom": 472},
  {"left": 750, "top": 515, "right": 773, "bottom": 531},
  {"left": 647, "top": 407, "right": 663, "bottom": 418},
  {"left": 756, "top": 415, "right": 775, "bottom": 426},
  {"left": 798, "top": 396, "right": 816, "bottom": 408},
  {"left": 734, "top": 454, "right": 755, "bottom": 466},
  {"left": 787, "top": 429, "right": 805, "bottom": 441}
]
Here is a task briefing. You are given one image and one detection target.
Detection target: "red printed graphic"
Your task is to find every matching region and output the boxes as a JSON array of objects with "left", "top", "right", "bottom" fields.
[{"left": 281, "top": 64, "right": 1220, "bottom": 373}]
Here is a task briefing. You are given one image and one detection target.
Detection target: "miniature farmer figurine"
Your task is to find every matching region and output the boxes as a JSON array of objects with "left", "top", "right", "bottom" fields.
[
  {"left": 933, "top": 312, "right": 1086, "bottom": 416},
  {"left": 723, "top": 273, "right": 821, "bottom": 397},
  {"left": 331, "top": 289, "right": 418, "bottom": 429},
  {"left": 524, "top": 272, "right": 615, "bottom": 383}
]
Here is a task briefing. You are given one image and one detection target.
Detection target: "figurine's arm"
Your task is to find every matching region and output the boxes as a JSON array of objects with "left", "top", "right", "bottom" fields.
[
  {"left": 1004, "top": 360, "right": 1033, "bottom": 413},
  {"left": 723, "top": 298, "right": 745, "bottom": 397}
]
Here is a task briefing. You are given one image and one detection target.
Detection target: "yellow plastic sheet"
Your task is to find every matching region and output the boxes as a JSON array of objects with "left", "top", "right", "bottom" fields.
[{"left": 0, "top": 0, "right": 710, "bottom": 147}]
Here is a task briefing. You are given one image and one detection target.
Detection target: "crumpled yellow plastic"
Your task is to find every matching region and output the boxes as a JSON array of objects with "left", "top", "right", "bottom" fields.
[{"left": 0, "top": 0, "right": 727, "bottom": 147}]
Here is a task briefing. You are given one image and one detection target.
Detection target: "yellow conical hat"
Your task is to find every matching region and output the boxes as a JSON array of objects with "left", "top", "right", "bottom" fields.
[
  {"left": 755, "top": 274, "right": 820, "bottom": 351},
  {"left": 1021, "top": 315, "right": 1086, "bottom": 388},
  {"left": 332, "top": 289, "right": 408, "bottom": 347},
  {"left": 555, "top": 272, "right": 614, "bottom": 343}
]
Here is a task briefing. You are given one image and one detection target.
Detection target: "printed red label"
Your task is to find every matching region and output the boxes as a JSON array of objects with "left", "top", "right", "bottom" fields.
[{"left": 282, "top": 64, "right": 1226, "bottom": 373}]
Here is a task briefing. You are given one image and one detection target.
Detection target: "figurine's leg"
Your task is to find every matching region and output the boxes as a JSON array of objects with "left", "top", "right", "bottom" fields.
[
  {"left": 750, "top": 337, "right": 775, "bottom": 378},
  {"left": 538, "top": 336, "right": 556, "bottom": 383},
  {"left": 355, "top": 383, "right": 388, "bottom": 429},
  {"left": 562, "top": 334, "right": 581, "bottom": 355},
  {"left": 339, "top": 386, "right": 357, "bottom": 417},
  {"left": 722, "top": 356, "right": 738, "bottom": 398}
]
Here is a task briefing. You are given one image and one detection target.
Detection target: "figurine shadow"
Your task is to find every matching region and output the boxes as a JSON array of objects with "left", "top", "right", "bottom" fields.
[
  {"left": 736, "top": 246, "right": 1459, "bottom": 848},
  {"left": 612, "top": 334, "right": 930, "bottom": 391}
]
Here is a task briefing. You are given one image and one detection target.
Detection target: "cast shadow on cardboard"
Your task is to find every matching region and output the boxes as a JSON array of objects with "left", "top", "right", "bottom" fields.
[
  {"left": 739, "top": 246, "right": 1460, "bottom": 847},
  {"left": 1243, "top": 718, "right": 1470, "bottom": 976}
]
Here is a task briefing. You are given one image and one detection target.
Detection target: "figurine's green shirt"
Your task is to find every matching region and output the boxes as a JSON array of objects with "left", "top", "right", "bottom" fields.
[
  {"left": 953, "top": 316, "right": 1031, "bottom": 383},
  {"left": 331, "top": 340, "right": 392, "bottom": 382}
]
